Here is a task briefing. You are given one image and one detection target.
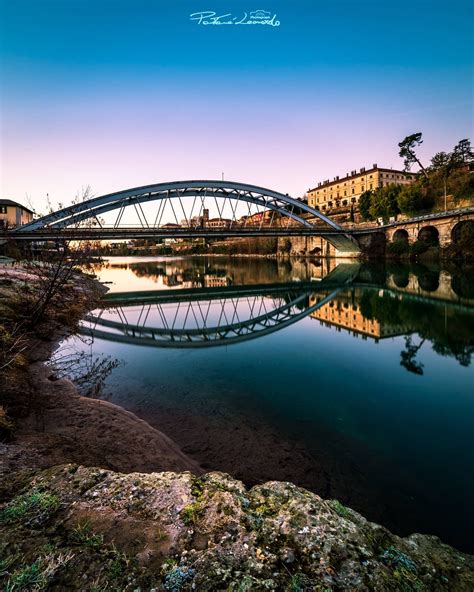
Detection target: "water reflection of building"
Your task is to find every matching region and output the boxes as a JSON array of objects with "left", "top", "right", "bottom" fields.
[
  {"left": 203, "top": 275, "right": 231, "bottom": 288},
  {"left": 309, "top": 292, "right": 409, "bottom": 342}
]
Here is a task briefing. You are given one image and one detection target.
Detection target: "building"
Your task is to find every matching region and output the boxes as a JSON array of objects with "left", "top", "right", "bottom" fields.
[
  {"left": 309, "top": 292, "right": 410, "bottom": 342},
  {"left": 239, "top": 211, "right": 274, "bottom": 226},
  {"left": 206, "top": 217, "right": 232, "bottom": 229},
  {"left": 307, "top": 165, "right": 416, "bottom": 213},
  {"left": 0, "top": 199, "right": 34, "bottom": 229},
  {"left": 203, "top": 274, "right": 230, "bottom": 288},
  {"left": 188, "top": 208, "right": 210, "bottom": 228}
]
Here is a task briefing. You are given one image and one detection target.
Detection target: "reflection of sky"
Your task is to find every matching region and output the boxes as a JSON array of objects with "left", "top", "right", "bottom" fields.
[
  {"left": 63, "top": 256, "right": 474, "bottom": 549},
  {"left": 68, "top": 286, "right": 474, "bottom": 547},
  {"left": 1, "top": 0, "right": 473, "bottom": 215},
  {"left": 98, "top": 256, "right": 187, "bottom": 291}
]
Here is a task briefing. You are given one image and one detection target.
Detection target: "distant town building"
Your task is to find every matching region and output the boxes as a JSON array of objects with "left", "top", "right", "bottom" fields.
[
  {"left": 206, "top": 217, "right": 232, "bottom": 229},
  {"left": 203, "top": 275, "right": 230, "bottom": 288},
  {"left": 240, "top": 211, "right": 274, "bottom": 226},
  {"left": 307, "top": 165, "right": 416, "bottom": 213},
  {"left": 188, "top": 208, "right": 210, "bottom": 228},
  {"left": 0, "top": 199, "right": 34, "bottom": 229}
]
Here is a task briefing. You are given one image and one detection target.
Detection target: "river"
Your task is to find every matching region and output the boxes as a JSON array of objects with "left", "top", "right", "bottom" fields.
[{"left": 56, "top": 256, "right": 474, "bottom": 553}]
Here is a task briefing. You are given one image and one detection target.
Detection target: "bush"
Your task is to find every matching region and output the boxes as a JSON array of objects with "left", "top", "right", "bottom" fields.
[
  {"left": 410, "top": 240, "right": 431, "bottom": 256},
  {"left": 386, "top": 240, "right": 409, "bottom": 256},
  {"left": 0, "top": 406, "right": 13, "bottom": 441},
  {"left": 454, "top": 172, "right": 474, "bottom": 201}
]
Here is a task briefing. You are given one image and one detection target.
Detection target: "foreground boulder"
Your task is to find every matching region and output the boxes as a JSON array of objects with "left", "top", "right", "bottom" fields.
[{"left": 1, "top": 465, "right": 472, "bottom": 591}]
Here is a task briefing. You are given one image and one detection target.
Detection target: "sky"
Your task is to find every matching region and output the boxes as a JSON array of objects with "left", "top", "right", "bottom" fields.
[{"left": 0, "top": 0, "right": 473, "bottom": 212}]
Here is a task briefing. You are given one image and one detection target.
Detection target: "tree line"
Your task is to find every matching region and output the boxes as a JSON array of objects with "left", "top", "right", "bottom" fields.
[{"left": 359, "top": 135, "right": 474, "bottom": 222}]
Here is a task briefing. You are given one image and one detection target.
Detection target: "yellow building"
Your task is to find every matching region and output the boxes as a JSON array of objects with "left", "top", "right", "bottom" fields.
[
  {"left": 307, "top": 164, "right": 416, "bottom": 213},
  {"left": 309, "top": 293, "right": 410, "bottom": 341},
  {"left": 0, "top": 199, "right": 34, "bottom": 229}
]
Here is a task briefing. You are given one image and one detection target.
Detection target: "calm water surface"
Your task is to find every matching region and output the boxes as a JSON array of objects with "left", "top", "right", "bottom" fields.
[{"left": 58, "top": 256, "right": 474, "bottom": 552}]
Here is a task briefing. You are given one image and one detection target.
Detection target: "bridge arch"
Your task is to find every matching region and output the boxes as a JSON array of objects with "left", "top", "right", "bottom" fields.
[
  {"left": 418, "top": 225, "right": 439, "bottom": 245},
  {"left": 15, "top": 180, "right": 360, "bottom": 252},
  {"left": 392, "top": 228, "right": 409, "bottom": 243},
  {"left": 20, "top": 180, "right": 340, "bottom": 232},
  {"left": 451, "top": 220, "right": 474, "bottom": 244}
]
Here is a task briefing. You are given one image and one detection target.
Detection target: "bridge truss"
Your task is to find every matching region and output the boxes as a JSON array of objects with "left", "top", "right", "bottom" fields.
[{"left": 13, "top": 180, "right": 359, "bottom": 252}]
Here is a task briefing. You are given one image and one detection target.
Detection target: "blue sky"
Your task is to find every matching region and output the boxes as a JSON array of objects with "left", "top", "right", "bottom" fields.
[{"left": 1, "top": 0, "right": 473, "bottom": 207}]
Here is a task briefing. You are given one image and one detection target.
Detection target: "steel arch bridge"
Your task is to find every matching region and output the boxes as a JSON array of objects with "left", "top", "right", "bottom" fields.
[
  {"left": 79, "top": 284, "right": 342, "bottom": 348},
  {"left": 14, "top": 180, "right": 360, "bottom": 252}
]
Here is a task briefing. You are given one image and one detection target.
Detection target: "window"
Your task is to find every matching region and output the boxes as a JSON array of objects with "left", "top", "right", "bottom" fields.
[
  {"left": 369, "top": 183, "right": 373, "bottom": 190},
  {"left": 352, "top": 188, "right": 355, "bottom": 194},
  {"left": 0, "top": 206, "right": 7, "bottom": 214}
]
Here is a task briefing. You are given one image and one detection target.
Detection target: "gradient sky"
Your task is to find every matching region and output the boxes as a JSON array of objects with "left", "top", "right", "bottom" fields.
[{"left": 1, "top": 0, "right": 473, "bottom": 212}]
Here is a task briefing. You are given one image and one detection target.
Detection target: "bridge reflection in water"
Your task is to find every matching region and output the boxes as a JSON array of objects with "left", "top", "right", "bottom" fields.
[
  {"left": 79, "top": 262, "right": 474, "bottom": 359},
  {"left": 80, "top": 283, "right": 342, "bottom": 348},
  {"left": 58, "top": 258, "right": 474, "bottom": 555}
]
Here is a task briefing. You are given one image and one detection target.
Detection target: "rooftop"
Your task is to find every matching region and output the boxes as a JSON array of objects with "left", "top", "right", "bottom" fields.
[
  {"left": 0, "top": 199, "right": 35, "bottom": 214},
  {"left": 308, "top": 165, "right": 416, "bottom": 193}
]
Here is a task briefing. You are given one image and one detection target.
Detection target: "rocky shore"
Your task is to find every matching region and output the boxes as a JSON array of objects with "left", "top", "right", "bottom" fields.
[{"left": 1, "top": 465, "right": 474, "bottom": 591}]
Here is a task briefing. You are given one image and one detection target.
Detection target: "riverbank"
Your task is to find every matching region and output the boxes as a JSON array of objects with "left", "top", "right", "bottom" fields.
[{"left": 0, "top": 265, "right": 200, "bottom": 477}]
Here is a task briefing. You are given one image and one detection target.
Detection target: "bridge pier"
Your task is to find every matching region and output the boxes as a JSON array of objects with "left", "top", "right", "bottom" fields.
[{"left": 277, "top": 236, "right": 361, "bottom": 258}]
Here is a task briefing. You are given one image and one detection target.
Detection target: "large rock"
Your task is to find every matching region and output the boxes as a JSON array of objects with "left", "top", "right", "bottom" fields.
[{"left": 1, "top": 464, "right": 472, "bottom": 590}]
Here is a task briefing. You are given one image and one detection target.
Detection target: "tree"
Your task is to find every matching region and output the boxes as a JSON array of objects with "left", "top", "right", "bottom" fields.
[
  {"left": 430, "top": 149, "right": 462, "bottom": 210},
  {"left": 359, "top": 190, "right": 373, "bottom": 221},
  {"left": 430, "top": 151, "right": 451, "bottom": 170},
  {"left": 397, "top": 184, "right": 425, "bottom": 215},
  {"left": 453, "top": 138, "right": 474, "bottom": 164},
  {"left": 398, "top": 133, "right": 429, "bottom": 179},
  {"left": 369, "top": 185, "right": 401, "bottom": 222}
]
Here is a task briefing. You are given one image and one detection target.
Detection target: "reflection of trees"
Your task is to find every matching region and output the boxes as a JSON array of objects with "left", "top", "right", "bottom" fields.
[
  {"left": 400, "top": 336, "right": 425, "bottom": 375},
  {"left": 359, "top": 291, "right": 474, "bottom": 368},
  {"left": 451, "top": 269, "right": 474, "bottom": 299},
  {"left": 357, "top": 263, "right": 387, "bottom": 285},
  {"left": 48, "top": 343, "right": 121, "bottom": 397}
]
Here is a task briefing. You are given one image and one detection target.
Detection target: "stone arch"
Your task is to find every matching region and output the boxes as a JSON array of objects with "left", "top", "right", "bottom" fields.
[
  {"left": 418, "top": 225, "right": 439, "bottom": 245},
  {"left": 393, "top": 228, "right": 409, "bottom": 243},
  {"left": 391, "top": 265, "right": 410, "bottom": 288},
  {"left": 416, "top": 267, "right": 440, "bottom": 292},
  {"left": 451, "top": 273, "right": 474, "bottom": 299},
  {"left": 451, "top": 220, "right": 474, "bottom": 244}
]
